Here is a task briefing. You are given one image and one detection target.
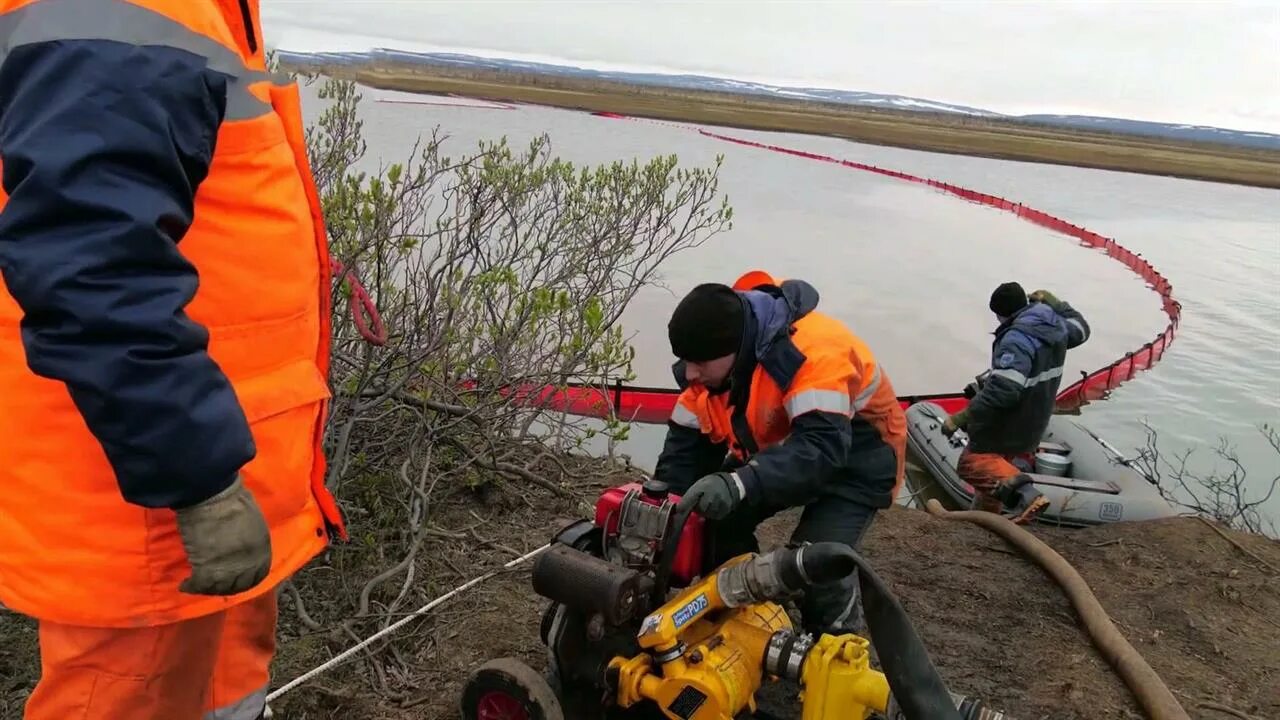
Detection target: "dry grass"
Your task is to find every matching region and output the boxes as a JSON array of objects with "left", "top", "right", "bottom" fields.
[{"left": 282, "top": 61, "right": 1280, "bottom": 190}]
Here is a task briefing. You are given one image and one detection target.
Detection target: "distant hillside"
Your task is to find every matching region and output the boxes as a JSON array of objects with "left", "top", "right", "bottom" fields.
[{"left": 275, "top": 48, "right": 1280, "bottom": 151}]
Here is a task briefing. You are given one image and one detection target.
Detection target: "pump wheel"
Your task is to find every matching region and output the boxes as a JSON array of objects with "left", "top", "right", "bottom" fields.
[{"left": 459, "top": 657, "right": 565, "bottom": 720}]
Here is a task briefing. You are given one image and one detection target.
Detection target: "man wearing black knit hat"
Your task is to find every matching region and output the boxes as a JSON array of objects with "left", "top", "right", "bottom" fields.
[
  {"left": 653, "top": 271, "right": 907, "bottom": 637},
  {"left": 943, "top": 281, "right": 1092, "bottom": 522},
  {"left": 665, "top": 282, "right": 744, "bottom": 394}
]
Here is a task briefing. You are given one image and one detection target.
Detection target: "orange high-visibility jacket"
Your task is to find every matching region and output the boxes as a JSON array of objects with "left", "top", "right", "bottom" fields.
[
  {"left": 0, "top": 0, "right": 345, "bottom": 627},
  {"left": 654, "top": 271, "right": 907, "bottom": 510}
]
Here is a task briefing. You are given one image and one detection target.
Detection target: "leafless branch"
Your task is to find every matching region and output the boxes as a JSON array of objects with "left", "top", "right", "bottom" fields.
[
  {"left": 1134, "top": 419, "right": 1279, "bottom": 538},
  {"left": 278, "top": 75, "right": 732, "bottom": 698}
]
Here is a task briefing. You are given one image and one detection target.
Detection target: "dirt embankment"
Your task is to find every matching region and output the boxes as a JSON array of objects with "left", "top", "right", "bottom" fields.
[
  {"left": 836, "top": 506, "right": 1280, "bottom": 720},
  {"left": 1, "top": 481, "right": 1276, "bottom": 720}
]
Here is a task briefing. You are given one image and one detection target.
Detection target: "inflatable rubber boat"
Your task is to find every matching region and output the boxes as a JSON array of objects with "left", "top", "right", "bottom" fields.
[{"left": 905, "top": 401, "right": 1176, "bottom": 527}]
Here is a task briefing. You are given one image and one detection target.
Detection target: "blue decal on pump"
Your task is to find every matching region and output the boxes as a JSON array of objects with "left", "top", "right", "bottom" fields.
[{"left": 673, "top": 593, "right": 709, "bottom": 628}]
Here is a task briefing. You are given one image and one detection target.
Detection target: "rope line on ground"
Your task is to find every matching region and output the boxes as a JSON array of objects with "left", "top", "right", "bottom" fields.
[{"left": 266, "top": 543, "right": 551, "bottom": 703}]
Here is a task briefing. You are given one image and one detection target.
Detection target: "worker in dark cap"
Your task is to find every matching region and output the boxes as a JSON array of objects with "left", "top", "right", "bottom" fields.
[
  {"left": 653, "top": 270, "right": 907, "bottom": 637},
  {"left": 943, "top": 281, "right": 1092, "bottom": 522}
]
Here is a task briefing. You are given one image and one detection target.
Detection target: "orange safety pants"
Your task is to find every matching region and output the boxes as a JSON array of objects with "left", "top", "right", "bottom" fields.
[
  {"left": 24, "top": 587, "right": 277, "bottom": 720},
  {"left": 956, "top": 447, "right": 1024, "bottom": 513}
]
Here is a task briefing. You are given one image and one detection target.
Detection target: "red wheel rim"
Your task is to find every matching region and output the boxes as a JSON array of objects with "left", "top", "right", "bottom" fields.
[{"left": 476, "top": 690, "right": 531, "bottom": 720}]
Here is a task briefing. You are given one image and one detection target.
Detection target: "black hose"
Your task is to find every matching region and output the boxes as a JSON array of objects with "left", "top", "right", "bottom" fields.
[
  {"left": 676, "top": 536, "right": 996, "bottom": 719},
  {"left": 736, "top": 541, "right": 962, "bottom": 719},
  {"left": 805, "top": 543, "right": 964, "bottom": 720},
  {"left": 857, "top": 554, "right": 963, "bottom": 720},
  {"left": 792, "top": 541, "right": 859, "bottom": 585}
]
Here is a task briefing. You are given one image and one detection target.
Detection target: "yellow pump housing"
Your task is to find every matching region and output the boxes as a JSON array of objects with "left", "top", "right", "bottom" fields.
[
  {"left": 608, "top": 553, "right": 892, "bottom": 720},
  {"left": 797, "top": 633, "right": 891, "bottom": 719}
]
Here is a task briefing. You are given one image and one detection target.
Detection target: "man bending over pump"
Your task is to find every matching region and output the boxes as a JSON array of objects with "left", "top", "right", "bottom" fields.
[
  {"left": 944, "top": 282, "right": 1091, "bottom": 523},
  {"left": 652, "top": 270, "right": 907, "bottom": 637}
]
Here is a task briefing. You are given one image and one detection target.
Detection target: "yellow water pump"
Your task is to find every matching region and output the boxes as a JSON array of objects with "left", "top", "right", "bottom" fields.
[
  {"left": 459, "top": 479, "right": 1008, "bottom": 720},
  {"left": 610, "top": 549, "right": 893, "bottom": 719}
]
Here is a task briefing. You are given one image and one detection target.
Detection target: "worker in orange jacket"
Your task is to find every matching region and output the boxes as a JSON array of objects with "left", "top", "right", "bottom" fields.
[
  {"left": 653, "top": 271, "right": 907, "bottom": 636},
  {"left": 0, "top": 1, "right": 345, "bottom": 718}
]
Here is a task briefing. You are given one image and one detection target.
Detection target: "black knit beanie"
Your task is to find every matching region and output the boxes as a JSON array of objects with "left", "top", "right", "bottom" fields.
[
  {"left": 989, "top": 281, "right": 1028, "bottom": 317},
  {"left": 668, "top": 283, "right": 744, "bottom": 362}
]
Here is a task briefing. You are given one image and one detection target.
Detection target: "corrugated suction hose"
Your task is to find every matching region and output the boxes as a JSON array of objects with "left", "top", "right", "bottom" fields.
[{"left": 924, "top": 499, "right": 1190, "bottom": 720}]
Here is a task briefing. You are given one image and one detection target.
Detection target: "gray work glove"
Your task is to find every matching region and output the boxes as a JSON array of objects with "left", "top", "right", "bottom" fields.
[
  {"left": 176, "top": 475, "right": 273, "bottom": 596},
  {"left": 677, "top": 471, "right": 745, "bottom": 520}
]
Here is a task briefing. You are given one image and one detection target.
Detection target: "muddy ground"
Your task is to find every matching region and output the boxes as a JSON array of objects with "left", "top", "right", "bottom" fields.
[{"left": 1, "top": 478, "right": 1277, "bottom": 720}]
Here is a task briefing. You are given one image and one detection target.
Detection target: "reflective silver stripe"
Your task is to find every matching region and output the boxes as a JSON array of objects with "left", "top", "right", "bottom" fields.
[
  {"left": 1026, "top": 366, "right": 1064, "bottom": 387},
  {"left": 852, "top": 365, "right": 883, "bottom": 411},
  {"left": 729, "top": 471, "right": 746, "bottom": 500},
  {"left": 0, "top": 0, "right": 272, "bottom": 121},
  {"left": 1067, "top": 318, "right": 1089, "bottom": 339},
  {"left": 990, "top": 367, "right": 1029, "bottom": 386},
  {"left": 205, "top": 685, "right": 267, "bottom": 720},
  {"left": 991, "top": 366, "right": 1063, "bottom": 388},
  {"left": 670, "top": 402, "right": 701, "bottom": 429},
  {"left": 785, "top": 388, "right": 852, "bottom": 418}
]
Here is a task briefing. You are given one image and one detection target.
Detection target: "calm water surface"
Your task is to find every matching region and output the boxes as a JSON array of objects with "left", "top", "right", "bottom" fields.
[{"left": 300, "top": 84, "right": 1280, "bottom": 523}]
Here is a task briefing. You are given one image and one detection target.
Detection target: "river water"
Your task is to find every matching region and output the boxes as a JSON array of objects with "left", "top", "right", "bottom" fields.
[{"left": 298, "top": 82, "right": 1280, "bottom": 524}]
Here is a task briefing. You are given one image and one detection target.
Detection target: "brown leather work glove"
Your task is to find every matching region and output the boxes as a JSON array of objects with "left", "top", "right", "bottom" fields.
[
  {"left": 1028, "top": 289, "right": 1063, "bottom": 309},
  {"left": 176, "top": 475, "right": 273, "bottom": 596},
  {"left": 943, "top": 409, "right": 969, "bottom": 437}
]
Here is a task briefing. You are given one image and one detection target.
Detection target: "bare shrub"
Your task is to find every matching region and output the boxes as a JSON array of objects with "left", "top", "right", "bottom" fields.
[
  {"left": 276, "top": 71, "right": 732, "bottom": 698},
  {"left": 1133, "top": 420, "right": 1279, "bottom": 538}
]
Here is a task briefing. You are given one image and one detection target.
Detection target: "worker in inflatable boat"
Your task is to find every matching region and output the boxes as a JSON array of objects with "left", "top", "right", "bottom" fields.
[
  {"left": 0, "top": 1, "right": 345, "bottom": 718},
  {"left": 652, "top": 270, "right": 907, "bottom": 637},
  {"left": 943, "top": 282, "right": 1092, "bottom": 523}
]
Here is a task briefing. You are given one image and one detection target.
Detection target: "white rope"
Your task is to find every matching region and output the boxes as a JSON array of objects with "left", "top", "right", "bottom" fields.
[{"left": 266, "top": 542, "right": 552, "bottom": 702}]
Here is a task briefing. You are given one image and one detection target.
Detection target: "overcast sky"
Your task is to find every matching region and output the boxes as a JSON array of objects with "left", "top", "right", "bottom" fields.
[{"left": 261, "top": 1, "right": 1280, "bottom": 134}]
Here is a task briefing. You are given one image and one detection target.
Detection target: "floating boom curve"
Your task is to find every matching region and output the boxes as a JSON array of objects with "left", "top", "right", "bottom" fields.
[
  {"left": 343, "top": 110, "right": 1181, "bottom": 427},
  {"left": 691, "top": 127, "right": 1181, "bottom": 415},
  {"left": 511, "top": 115, "right": 1181, "bottom": 425}
]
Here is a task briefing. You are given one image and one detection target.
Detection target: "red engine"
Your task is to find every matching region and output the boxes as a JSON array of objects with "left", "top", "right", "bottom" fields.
[{"left": 593, "top": 480, "right": 705, "bottom": 587}]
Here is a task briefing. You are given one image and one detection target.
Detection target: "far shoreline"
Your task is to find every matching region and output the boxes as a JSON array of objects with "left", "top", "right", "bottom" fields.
[{"left": 280, "top": 59, "right": 1280, "bottom": 190}]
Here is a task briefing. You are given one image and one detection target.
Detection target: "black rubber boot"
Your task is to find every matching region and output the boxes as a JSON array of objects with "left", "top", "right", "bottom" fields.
[{"left": 993, "top": 474, "right": 1050, "bottom": 524}]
